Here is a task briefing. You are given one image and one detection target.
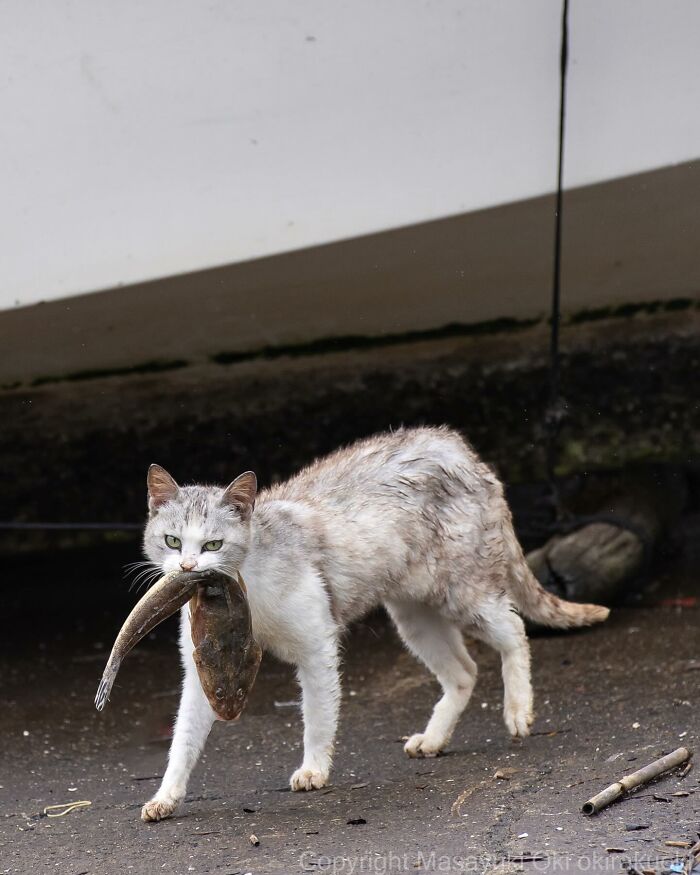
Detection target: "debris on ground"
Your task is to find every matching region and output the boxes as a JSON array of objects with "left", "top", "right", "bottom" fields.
[
  {"left": 582, "top": 747, "right": 692, "bottom": 815},
  {"left": 43, "top": 800, "right": 92, "bottom": 818},
  {"left": 493, "top": 767, "right": 520, "bottom": 780},
  {"left": 681, "top": 839, "right": 700, "bottom": 875},
  {"left": 451, "top": 784, "right": 483, "bottom": 816},
  {"left": 504, "top": 854, "right": 546, "bottom": 862}
]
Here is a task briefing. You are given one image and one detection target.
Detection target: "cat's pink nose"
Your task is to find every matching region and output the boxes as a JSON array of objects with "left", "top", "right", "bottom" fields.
[{"left": 180, "top": 558, "right": 197, "bottom": 571}]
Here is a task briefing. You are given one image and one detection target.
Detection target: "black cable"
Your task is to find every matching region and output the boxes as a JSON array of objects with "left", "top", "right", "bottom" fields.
[
  {"left": 545, "top": 0, "right": 570, "bottom": 519},
  {"left": 538, "top": 1, "right": 653, "bottom": 579},
  {"left": 0, "top": 522, "right": 141, "bottom": 532}
]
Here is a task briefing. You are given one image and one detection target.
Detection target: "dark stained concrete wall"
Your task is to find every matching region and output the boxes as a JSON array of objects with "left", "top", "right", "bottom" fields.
[{"left": 1, "top": 310, "right": 698, "bottom": 550}]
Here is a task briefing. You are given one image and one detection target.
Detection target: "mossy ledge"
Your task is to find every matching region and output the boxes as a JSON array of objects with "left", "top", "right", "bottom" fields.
[
  {"left": 210, "top": 317, "right": 540, "bottom": 365},
  {"left": 30, "top": 359, "right": 189, "bottom": 387},
  {"left": 211, "top": 298, "right": 699, "bottom": 365}
]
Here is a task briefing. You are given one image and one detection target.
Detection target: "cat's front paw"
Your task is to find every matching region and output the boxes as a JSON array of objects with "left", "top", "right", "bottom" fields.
[
  {"left": 141, "top": 796, "right": 180, "bottom": 822},
  {"left": 403, "top": 733, "right": 443, "bottom": 758},
  {"left": 503, "top": 703, "right": 534, "bottom": 739},
  {"left": 290, "top": 765, "right": 329, "bottom": 791}
]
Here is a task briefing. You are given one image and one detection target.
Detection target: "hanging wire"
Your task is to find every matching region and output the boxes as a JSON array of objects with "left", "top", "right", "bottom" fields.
[
  {"left": 544, "top": 0, "right": 570, "bottom": 520},
  {"left": 538, "top": 2, "right": 653, "bottom": 569}
]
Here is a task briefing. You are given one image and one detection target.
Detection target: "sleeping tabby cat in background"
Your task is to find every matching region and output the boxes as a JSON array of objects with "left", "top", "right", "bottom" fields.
[{"left": 139, "top": 426, "right": 608, "bottom": 821}]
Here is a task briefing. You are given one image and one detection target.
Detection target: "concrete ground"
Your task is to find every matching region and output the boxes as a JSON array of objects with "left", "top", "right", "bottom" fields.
[{"left": 1, "top": 518, "right": 699, "bottom": 875}]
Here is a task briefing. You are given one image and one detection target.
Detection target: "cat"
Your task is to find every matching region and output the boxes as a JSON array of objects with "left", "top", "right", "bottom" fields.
[{"left": 138, "top": 425, "right": 608, "bottom": 822}]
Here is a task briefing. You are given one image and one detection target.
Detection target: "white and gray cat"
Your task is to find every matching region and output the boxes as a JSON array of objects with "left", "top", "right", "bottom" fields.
[{"left": 139, "top": 426, "right": 608, "bottom": 822}]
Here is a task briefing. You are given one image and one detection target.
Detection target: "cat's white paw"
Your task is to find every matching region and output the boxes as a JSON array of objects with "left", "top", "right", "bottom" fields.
[
  {"left": 141, "top": 796, "right": 180, "bottom": 822},
  {"left": 404, "top": 733, "right": 443, "bottom": 758},
  {"left": 504, "top": 703, "right": 534, "bottom": 739},
  {"left": 290, "top": 765, "right": 329, "bottom": 791}
]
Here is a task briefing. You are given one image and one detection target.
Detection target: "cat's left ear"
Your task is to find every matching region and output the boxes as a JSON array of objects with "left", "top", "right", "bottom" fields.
[{"left": 221, "top": 471, "right": 257, "bottom": 520}]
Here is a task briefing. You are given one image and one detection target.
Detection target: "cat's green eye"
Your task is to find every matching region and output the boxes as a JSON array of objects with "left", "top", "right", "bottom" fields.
[
  {"left": 164, "top": 534, "right": 182, "bottom": 550},
  {"left": 203, "top": 539, "right": 223, "bottom": 552}
]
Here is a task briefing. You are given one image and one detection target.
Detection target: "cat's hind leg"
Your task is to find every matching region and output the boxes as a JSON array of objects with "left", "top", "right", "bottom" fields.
[
  {"left": 385, "top": 599, "right": 477, "bottom": 758},
  {"left": 470, "top": 600, "right": 534, "bottom": 738}
]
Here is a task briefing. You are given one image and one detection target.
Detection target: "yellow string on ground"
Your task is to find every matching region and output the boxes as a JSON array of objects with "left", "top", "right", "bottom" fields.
[{"left": 43, "top": 800, "right": 92, "bottom": 817}]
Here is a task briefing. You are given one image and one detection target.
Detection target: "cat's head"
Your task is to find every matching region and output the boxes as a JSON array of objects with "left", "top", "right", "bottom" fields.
[{"left": 143, "top": 464, "right": 257, "bottom": 575}]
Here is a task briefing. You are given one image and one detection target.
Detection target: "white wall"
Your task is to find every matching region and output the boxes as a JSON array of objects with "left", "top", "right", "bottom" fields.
[
  {"left": 1, "top": 1, "right": 699, "bottom": 312},
  {"left": 567, "top": 1, "right": 700, "bottom": 186},
  {"left": 2, "top": 0, "right": 561, "bottom": 309}
]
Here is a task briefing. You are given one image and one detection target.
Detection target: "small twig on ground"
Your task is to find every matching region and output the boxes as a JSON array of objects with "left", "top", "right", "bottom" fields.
[
  {"left": 531, "top": 728, "right": 572, "bottom": 737},
  {"left": 682, "top": 839, "right": 700, "bottom": 875},
  {"left": 582, "top": 747, "right": 692, "bottom": 815},
  {"left": 504, "top": 854, "right": 548, "bottom": 862},
  {"left": 679, "top": 761, "right": 693, "bottom": 779}
]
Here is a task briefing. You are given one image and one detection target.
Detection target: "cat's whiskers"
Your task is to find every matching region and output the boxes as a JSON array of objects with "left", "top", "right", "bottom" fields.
[
  {"left": 129, "top": 575, "right": 154, "bottom": 594},
  {"left": 217, "top": 560, "right": 240, "bottom": 578},
  {"left": 124, "top": 560, "right": 160, "bottom": 593},
  {"left": 123, "top": 560, "right": 157, "bottom": 576},
  {"left": 124, "top": 560, "right": 154, "bottom": 572},
  {"left": 126, "top": 566, "right": 157, "bottom": 588},
  {"left": 133, "top": 569, "right": 162, "bottom": 596},
  {"left": 127, "top": 572, "right": 154, "bottom": 593}
]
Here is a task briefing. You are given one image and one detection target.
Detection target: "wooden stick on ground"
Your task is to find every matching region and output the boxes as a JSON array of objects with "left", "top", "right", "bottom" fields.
[{"left": 582, "top": 747, "right": 692, "bottom": 815}]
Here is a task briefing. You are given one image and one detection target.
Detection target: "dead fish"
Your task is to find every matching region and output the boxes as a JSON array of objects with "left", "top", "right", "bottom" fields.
[
  {"left": 95, "top": 569, "right": 202, "bottom": 711},
  {"left": 190, "top": 571, "right": 262, "bottom": 721},
  {"left": 95, "top": 569, "right": 261, "bottom": 720}
]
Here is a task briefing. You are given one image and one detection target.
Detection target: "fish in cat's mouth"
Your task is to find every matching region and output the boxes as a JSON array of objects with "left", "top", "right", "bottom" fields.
[{"left": 95, "top": 568, "right": 261, "bottom": 720}]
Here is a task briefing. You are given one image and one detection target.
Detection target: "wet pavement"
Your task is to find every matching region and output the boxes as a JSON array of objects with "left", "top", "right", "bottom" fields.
[{"left": 1, "top": 518, "right": 699, "bottom": 875}]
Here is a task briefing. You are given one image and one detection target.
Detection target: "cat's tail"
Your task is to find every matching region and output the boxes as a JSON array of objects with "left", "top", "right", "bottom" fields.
[{"left": 505, "top": 527, "right": 610, "bottom": 628}]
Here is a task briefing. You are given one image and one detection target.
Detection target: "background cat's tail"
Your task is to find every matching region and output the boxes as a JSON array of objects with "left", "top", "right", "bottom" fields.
[{"left": 505, "top": 526, "right": 610, "bottom": 628}]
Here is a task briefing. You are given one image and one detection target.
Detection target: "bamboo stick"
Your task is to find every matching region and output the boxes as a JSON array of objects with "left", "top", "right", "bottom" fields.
[{"left": 582, "top": 747, "right": 691, "bottom": 815}]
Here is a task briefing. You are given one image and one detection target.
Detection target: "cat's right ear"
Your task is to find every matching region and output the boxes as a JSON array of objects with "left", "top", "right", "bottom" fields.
[{"left": 147, "top": 464, "right": 179, "bottom": 513}]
